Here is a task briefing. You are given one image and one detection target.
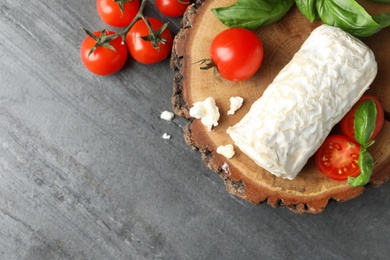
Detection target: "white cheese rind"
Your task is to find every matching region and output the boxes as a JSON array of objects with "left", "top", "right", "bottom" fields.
[{"left": 227, "top": 24, "right": 377, "bottom": 180}]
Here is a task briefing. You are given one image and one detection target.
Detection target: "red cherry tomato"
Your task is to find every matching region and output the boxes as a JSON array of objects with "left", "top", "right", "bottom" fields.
[
  {"left": 209, "top": 28, "right": 264, "bottom": 82},
  {"left": 315, "top": 135, "right": 361, "bottom": 181},
  {"left": 340, "top": 95, "right": 384, "bottom": 142},
  {"left": 155, "top": 0, "right": 191, "bottom": 17},
  {"left": 126, "top": 17, "right": 173, "bottom": 64},
  {"left": 97, "top": 0, "right": 140, "bottom": 27},
  {"left": 80, "top": 30, "right": 128, "bottom": 76}
]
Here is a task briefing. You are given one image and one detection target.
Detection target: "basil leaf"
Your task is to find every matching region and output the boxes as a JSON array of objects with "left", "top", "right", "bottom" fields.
[
  {"left": 212, "top": 0, "right": 295, "bottom": 30},
  {"left": 296, "top": 0, "right": 318, "bottom": 22},
  {"left": 316, "top": 0, "right": 390, "bottom": 37},
  {"left": 354, "top": 99, "right": 377, "bottom": 145},
  {"left": 348, "top": 150, "right": 374, "bottom": 187},
  {"left": 373, "top": 12, "right": 390, "bottom": 27}
]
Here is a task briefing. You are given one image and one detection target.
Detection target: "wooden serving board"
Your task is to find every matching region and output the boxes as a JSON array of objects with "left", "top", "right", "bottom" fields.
[{"left": 171, "top": 0, "right": 390, "bottom": 213}]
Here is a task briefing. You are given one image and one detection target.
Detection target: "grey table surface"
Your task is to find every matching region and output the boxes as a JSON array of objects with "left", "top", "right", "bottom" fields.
[{"left": 1, "top": 0, "right": 389, "bottom": 259}]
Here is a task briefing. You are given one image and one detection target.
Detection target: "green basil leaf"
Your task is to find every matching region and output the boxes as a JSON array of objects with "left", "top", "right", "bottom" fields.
[
  {"left": 296, "top": 0, "right": 318, "bottom": 22},
  {"left": 212, "top": 0, "right": 295, "bottom": 29},
  {"left": 316, "top": 0, "right": 390, "bottom": 37},
  {"left": 373, "top": 12, "right": 390, "bottom": 27},
  {"left": 366, "top": 140, "right": 376, "bottom": 148},
  {"left": 354, "top": 99, "right": 377, "bottom": 145},
  {"left": 348, "top": 150, "right": 374, "bottom": 187}
]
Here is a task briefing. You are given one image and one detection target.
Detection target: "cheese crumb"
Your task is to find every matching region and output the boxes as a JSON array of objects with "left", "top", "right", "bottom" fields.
[
  {"left": 160, "top": 111, "right": 175, "bottom": 121},
  {"left": 216, "top": 144, "right": 235, "bottom": 159},
  {"left": 189, "top": 97, "right": 220, "bottom": 131},
  {"left": 221, "top": 163, "right": 231, "bottom": 177},
  {"left": 162, "top": 133, "right": 171, "bottom": 140},
  {"left": 227, "top": 96, "right": 244, "bottom": 115}
]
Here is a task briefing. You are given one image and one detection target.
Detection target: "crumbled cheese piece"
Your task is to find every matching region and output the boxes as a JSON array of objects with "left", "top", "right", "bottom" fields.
[
  {"left": 189, "top": 97, "right": 220, "bottom": 131},
  {"left": 216, "top": 144, "right": 235, "bottom": 159},
  {"left": 160, "top": 111, "right": 175, "bottom": 121},
  {"left": 222, "top": 162, "right": 229, "bottom": 172},
  {"left": 221, "top": 163, "right": 231, "bottom": 177},
  {"left": 227, "top": 96, "right": 244, "bottom": 115},
  {"left": 162, "top": 133, "right": 171, "bottom": 140}
]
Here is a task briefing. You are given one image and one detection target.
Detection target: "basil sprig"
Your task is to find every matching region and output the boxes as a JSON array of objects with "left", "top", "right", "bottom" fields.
[
  {"left": 211, "top": 0, "right": 295, "bottom": 30},
  {"left": 316, "top": 0, "right": 390, "bottom": 37},
  {"left": 354, "top": 99, "right": 377, "bottom": 145},
  {"left": 213, "top": 0, "right": 390, "bottom": 37},
  {"left": 348, "top": 99, "right": 377, "bottom": 187},
  {"left": 296, "top": 0, "right": 318, "bottom": 22}
]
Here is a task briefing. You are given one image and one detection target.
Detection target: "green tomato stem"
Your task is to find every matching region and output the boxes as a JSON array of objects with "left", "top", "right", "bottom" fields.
[
  {"left": 81, "top": 0, "right": 148, "bottom": 53},
  {"left": 119, "top": 0, "right": 148, "bottom": 44}
]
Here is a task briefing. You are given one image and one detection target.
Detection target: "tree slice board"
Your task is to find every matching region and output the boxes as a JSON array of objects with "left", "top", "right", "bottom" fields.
[{"left": 171, "top": 0, "right": 390, "bottom": 214}]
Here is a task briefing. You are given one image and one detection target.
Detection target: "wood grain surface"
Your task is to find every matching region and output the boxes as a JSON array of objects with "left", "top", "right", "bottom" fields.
[
  {"left": 171, "top": 0, "right": 390, "bottom": 213},
  {"left": 1, "top": 0, "right": 389, "bottom": 259}
]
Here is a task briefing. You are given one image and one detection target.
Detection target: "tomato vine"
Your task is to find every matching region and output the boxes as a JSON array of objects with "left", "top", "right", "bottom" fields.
[{"left": 81, "top": 0, "right": 174, "bottom": 75}]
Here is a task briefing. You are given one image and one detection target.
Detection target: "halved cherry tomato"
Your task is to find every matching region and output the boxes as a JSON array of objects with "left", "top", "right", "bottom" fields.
[
  {"left": 80, "top": 30, "right": 128, "bottom": 76},
  {"left": 340, "top": 95, "right": 384, "bottom": 142},
  {"left": 315, "top": 135, "right": 361, "bottom": 181},
  {"left": 97, "top": 0, "right": 140, "bottom": 27},
  {"left": 155, "top": 0, "right": 191, "bottom": 17},
  {"left": 209, "top": 28, "right": 264, "bottom": 81},
  {"left": 126, "top": 17, "right": 173, "bottom": 64}
]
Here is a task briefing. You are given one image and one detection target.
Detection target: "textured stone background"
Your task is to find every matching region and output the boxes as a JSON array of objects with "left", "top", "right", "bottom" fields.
[{"left": 0, "top": 1, "right": 389, "bottom": 259}]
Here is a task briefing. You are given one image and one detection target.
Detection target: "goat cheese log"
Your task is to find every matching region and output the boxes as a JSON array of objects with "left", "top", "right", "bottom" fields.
[{"left": 227, "top": 24, "right": 377, "bottom": 180}]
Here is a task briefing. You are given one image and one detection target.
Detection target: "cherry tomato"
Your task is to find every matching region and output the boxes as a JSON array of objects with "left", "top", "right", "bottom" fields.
[
  {"left": 209, "top": 28, "right": 264, "bottom": 82},
  {"left": 97, "top": 0, "right": 140, "bottom": 27},
  {"left": 315, "top": 135, "right": 361, "bottom": 181},
  {"left": 80, "top": 30, "right": 128, "bottom": 76},
  {"left": 155, "top": 0, "right": 191, "bottom": 17},
  {"left": 126, "top": 17, "right": 173, "bottom": 64},
  {"left": 340, "top": 95, "right": 384, "bottom": 142}
]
